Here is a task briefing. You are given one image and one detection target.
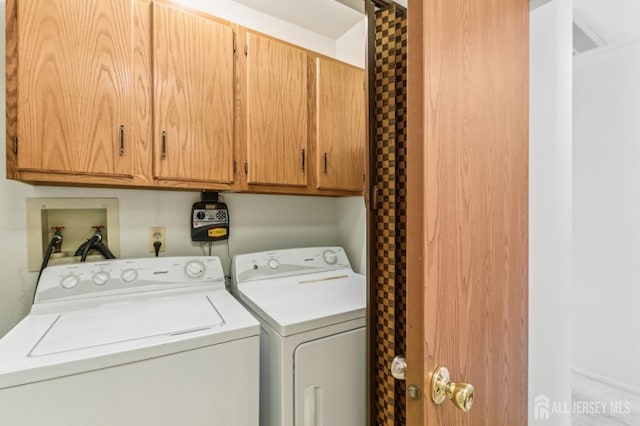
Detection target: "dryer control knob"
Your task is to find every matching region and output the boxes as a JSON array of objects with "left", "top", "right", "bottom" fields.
[
  {"left": 121, "top": 269, "right": 138, "bottom": 284},
  {"left": 92, "top": 271, "right": 110, "bottom": 286},
  {"left": 323, "top": 250, "right": 338, "bottom": 265},
  {"left": 185, "top": 260, "right": 206, "bottom": 279},
  {"left": 60, "top": 274, "right": 80, "bottom": 290},
  {"left": 268, "top": 259, "right": 280, "bottom": 270}
]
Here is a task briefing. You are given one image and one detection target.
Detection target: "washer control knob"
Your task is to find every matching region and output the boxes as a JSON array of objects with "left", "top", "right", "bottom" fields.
[
  {"left": 323, "top": 250, "right": 338, "bottom": 265},
  {"left": 185, "top": 260, "right": 206, "bottom": 279},
  {"left": 92, "top": 271, "right": 110, "bottom": 286},
  {"left": 60, "top": 274, "right": 80, "bottom": 290},
  {"left": 268, "top": 259, "right": 280, "bottom": 270},
  {"left": 121, "top": 269, "right": 138, "bottom": 284}
]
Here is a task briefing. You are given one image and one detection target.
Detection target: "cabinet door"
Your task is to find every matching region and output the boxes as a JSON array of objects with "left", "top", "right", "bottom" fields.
[
  {"left": 316, "top": 58, "right": 366, "bottom": 191},
  {"left": 18, "top": 0, "right": 135, "bottom": 176},
  {"left": 153, "top": 4, "right": 234, "bottom": 183},
  {"left": 246, "top": 33, "right": 308, "bottom": 187}
]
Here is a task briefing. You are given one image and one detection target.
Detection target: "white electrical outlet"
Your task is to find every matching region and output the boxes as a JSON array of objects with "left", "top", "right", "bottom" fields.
[{"left": 149, "top": 227, "right": 166, "bottom": 253}]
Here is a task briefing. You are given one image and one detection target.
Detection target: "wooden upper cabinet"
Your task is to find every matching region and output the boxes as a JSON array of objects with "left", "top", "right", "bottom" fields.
[
  {"left": 315, "top": 58, "right": 365, "bottom": 191},
  {"left": 17, "top": 0, "right": 141, "bottom": 176},
  {"left": 10, "top": 0, "right": 364, "bottom": 194},
  {"left": 153, "top": 3, "right": 234, "bottom": 183},
  {"left": 245, "top": 33, "right": 308, "bottom": 187}
]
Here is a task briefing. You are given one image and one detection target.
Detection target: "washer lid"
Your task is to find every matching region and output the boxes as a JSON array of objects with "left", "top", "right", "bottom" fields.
[
  {"left": 236, "top": 269, "right": 366, "bottom": 336},
  {"left": 0, "top": 289, "right": 260, "bottom": 389},
  {"left": 32, "top": 292, "right": 224, "bottom": 356}
]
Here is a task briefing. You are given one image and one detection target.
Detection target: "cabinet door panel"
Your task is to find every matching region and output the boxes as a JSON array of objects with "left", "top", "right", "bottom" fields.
[
  {"left": 18, "top": 0, "right": 133, "bottom": 175},
  {"left": 153, "top": 4, "right": 234, "bottom": 183},
  {"left": 316, "top": 58, "right": 365, "bottom": 191},
  {"left": 246, "top": 33, "right": 307, "bottom": 187}
]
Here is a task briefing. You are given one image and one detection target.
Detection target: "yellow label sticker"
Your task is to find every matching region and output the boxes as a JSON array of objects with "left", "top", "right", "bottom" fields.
[{"left": 208, "top": 228, "right": 227, "bottom": 238}]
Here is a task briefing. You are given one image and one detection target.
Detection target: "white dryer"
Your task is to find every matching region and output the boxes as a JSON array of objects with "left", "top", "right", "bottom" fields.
[
  {"left": 0, "top": 257, "right": 260, "bottom": 426},
  {"left": 232, "top": 247, "right": 366, "bottom": 426}
]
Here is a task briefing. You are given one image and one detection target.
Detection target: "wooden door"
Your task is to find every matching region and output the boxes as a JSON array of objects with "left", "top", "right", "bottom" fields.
[
  {"left": 316, "top": 58, "right": 366, "bottom": 191},
  {"left": 153, "top": 3, "right": 234, "bottom": 183},
  {"left": 245, "top": 33, "right": 308, "bottom": 187},
  {"left": 17, "top": 0, "right": 135, "bottom": 176},
  {"left": 405, "top": 0, "right": 529, "bottom": 424}
]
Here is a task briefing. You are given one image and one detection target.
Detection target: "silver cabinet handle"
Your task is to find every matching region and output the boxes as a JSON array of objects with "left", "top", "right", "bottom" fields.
[
  {"left": 119, "top": 125, "right": 125, "bottom": 155},
  {"left": 161, "top": 130, "right": 167, "bottom": 160}
]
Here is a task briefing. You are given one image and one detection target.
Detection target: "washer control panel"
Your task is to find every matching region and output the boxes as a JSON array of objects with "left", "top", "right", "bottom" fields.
[
  {"left": 233, "top": 247, "right": 351, "bottom": 283},
  {"left": 36, "top": 257, "right": 225, "bottom": 304}
]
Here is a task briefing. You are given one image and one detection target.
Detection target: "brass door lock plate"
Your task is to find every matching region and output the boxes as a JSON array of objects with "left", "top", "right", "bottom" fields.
[{"left": 407, "top": 385, "right": 421, "bottom": 400}]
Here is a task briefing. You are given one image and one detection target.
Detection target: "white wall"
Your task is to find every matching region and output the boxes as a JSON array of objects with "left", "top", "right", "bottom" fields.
[
  {"left": 172, "top": 0, "right": 336, "bottom": 57},
  {"left": 336, "top": 18, "right": 366, "bottom": 68},
  {"left": 0, "top": 1, "right": 366, "bottom": 337},
  {"left": 529, "top": 0, "right": 573, "bottom": 424},
  {"left": 335, "top": 197, "right": 367, "bottom": 274},
  {"left": 573, "top": 40, "right": 640, "bottom": 393},
  {"left": 335, "top": 16, "right": 367, "bottom": 275}
]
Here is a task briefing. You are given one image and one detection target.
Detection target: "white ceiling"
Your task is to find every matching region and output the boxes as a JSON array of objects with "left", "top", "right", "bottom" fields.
[
  {"left": 232, "top": 0, "right": 364, "bottom": 39},
  {"left": 236, "top": 0, "right": 640, "bottom": 50},
  {"left": 231, "top": 1, "right": 640, "bottom": 47},
  {"left": 574, "top": 0, "right": 640, "bottom": 46}
]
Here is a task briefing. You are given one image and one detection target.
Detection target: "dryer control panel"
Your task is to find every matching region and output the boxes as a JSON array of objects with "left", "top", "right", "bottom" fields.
[{"left": 233, "top": 247, "right": 351, "bottom": 283}]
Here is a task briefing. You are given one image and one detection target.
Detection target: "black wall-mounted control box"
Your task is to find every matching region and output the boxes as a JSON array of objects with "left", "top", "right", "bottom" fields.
[{"left": 190, "top": 192, "right": 229, "bottom": 242}]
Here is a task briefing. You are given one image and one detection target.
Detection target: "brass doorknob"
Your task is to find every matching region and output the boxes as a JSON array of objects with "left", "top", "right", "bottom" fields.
[{"left": 430, "top": 366, "right": 475, "bottom": 412}]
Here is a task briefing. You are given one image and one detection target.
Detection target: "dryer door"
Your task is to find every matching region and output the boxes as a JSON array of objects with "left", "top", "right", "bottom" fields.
[{"left": 294, "top": 327, "right": 366, "bottom": 426}]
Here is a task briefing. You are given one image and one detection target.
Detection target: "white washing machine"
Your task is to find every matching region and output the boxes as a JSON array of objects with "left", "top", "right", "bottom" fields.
[
  {"left": 232, "top": 247, "right": 366, "bottom": 426},
  {"left": 0, "top": 256, "right": 260, "bottom": 426}
]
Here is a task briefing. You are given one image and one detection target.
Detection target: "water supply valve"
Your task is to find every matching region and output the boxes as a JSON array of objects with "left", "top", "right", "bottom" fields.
[
  {"left": 92, "top": 225, "right": 105, "bottom": 237},
  {"left": 51, "top": 227, "right": 65, "bottom": 253}
]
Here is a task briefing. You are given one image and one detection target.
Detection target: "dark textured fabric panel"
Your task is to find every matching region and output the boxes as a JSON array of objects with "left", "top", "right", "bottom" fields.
[
  {"left": 373, "top": 5, "right": 407, "bottom": 426},
  {"left": 393, "top": 12, "right": 408, "bottom": 425},
  {"left": 374, "top": 8, "right": 397, "bottom": 425}
]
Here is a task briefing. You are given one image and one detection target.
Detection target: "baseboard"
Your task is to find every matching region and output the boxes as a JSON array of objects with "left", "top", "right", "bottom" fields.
[{"left": 573, "top": 367, "right": 640, "bottom": 396}]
